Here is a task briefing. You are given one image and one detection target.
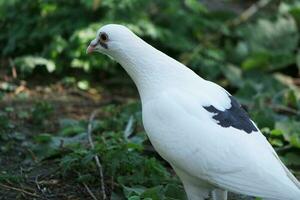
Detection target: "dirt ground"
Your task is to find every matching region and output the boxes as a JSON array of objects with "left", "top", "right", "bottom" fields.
[
  {"left": 0, "top": 74, "right": 138, "bottom": 199},
  {"left": 0, "top": 77, "right": 269, "bottom": 200}
]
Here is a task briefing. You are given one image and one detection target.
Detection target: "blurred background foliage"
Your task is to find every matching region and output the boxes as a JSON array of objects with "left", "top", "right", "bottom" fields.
[{"left": 1, "top": 0, "right": 300, "bottom": 199}]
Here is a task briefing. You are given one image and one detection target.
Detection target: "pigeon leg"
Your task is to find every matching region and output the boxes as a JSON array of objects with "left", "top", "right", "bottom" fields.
[
  {"left": 182, "top": 182, "right": 210, "bottom": 200},
  {"left": 173, "top": 166, "right": 211, "bottom": 200},
  {"left": 211, "top": 189, "right": 227, "bottom": 200}
]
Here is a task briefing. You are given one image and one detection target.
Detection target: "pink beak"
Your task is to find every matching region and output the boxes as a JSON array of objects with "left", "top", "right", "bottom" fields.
[{"left": 86, "top": 45, "right": 95, "bottom": 54}]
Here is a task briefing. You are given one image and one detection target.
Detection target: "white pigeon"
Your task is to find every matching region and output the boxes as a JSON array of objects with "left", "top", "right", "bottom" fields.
[{"left": 87, "top": 24, "right": 300, "bottom": 200}]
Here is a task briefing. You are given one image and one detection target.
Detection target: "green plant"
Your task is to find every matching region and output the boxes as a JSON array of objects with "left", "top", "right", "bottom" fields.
[
  {"left": 31, "top": 101, "right": 54, "bottom": 125},
  {"left": 1, "top": 0, "right": 300, "bottom": 199}
]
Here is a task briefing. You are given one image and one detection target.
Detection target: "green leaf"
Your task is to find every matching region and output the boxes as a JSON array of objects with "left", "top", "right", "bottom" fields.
[
  {"left": 290, "top": 7, "right": 300, "bottom": 23},
  {"left": 244, "top": 17, "right": 299, "bottom": 54},
  {"left": 275, "top": 120, "right": 300, "bottom": 147},
  {"left": 282, "top": 153, "right": 300, "bottom": 166},
  {"left": 14, "top": 56, "right": 56, "bottom": 75},
  {"left": 284, "top": 89, "right": 298, "bottom": 108},
  {"left": 242, "top": 52, "right": 269, "bottom": 70},
  {"left": 242, "top": 52, "right": 295, "bottom": 71},
  {"left": 33, "top": 133, "right": 52, "bottom": 143},
  {"left": 290, "top": 135, "right": 300, "bottom": 148},
  {"left": 184, "top": 0, "right": 207, "bottom": 13},
  {"left": 128, "top": 196, "right": 141, "bottom": 200},
  {"left": 110, "top": 192, "right": 123, "bottom": 200},
  {"left": 271, "top": 129, "right": 284, "bottom": 136},
  {"left": 141, "top": 186, "right": 164, "bottom": 200},
  {"left": 235, "top": 81, "right": 258, "bottom": 104},
  {"left": 77, "top": 80, "right": 90, "bottom": 90},
  {"left": 123, "top": 185, "right": 146, "bottom": 198},
  {"left": 221, "top": 64, "right": 243, "bottom": 87},
  {"left": 296, "top": 50, "right": 300, "bottom": 72},
  {"left": 164, "top": 184, "right": 187, "bottom": 200},
  {"left": 269, "top": 138, "right": 284, "bottom": 147},
  {"left": 251, "top": 108, "right": 276, "bottom": 129},
  {"left": 0, "top": 112, "right": 10, "bottom": 132},
  {"left": 76, "top": 174, "right": 94, "bottom": 183},
  {"left": 60, "top": 126, "right": 85, "bottom": 137},
  {"left": 268, "top": 52, "right": 295, "bottom": 70}
]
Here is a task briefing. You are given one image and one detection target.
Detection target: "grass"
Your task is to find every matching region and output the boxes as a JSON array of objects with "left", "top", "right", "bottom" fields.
[{"left": 0, "top": 76, "right": 267, "bottom": 200}]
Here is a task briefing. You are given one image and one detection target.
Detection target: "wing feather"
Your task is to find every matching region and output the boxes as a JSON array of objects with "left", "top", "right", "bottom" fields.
[{"left": 147, "top": 86, "right": 300, "bottom": 199}]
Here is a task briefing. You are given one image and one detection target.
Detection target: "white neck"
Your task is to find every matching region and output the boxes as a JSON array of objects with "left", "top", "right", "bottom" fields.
[{"left": 111, "top": 38, "right": 202, "bottom": 102}]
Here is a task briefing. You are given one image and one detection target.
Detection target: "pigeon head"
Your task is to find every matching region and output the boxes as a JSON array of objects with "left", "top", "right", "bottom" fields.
[
  {"left": 86, "top": 24, "right": 177, "bottom": 96},
  {"left": 86, "top": 24, "right": 140, "bottom": 57}
]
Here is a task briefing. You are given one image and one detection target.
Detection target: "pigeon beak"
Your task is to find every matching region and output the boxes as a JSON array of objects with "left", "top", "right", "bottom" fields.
[
  {"left": 87, "top": 39, "right": 98, "bottom": 54},
  {"left": 86, "top": 45, "right": 95, "bottom": 54}
]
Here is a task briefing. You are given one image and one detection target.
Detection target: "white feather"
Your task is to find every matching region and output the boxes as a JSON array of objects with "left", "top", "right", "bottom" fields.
[
  {"left": 143, "top": 89, "right": 300, "bottom": 199},
  {"left": 89, "top": 24, "right": 300, "bottom": 200}
]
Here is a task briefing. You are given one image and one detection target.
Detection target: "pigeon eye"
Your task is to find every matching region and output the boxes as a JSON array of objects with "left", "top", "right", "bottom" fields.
[{"left": 100, "top": 33, "right": 108, "bottom": 42}]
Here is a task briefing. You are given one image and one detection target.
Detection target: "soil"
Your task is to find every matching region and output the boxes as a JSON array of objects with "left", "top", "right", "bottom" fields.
[
  {"left": 0, "top": 76, "right": 268, "bottom": 200},
  {"left": 0, "top": 76, "right": 135, "bottom": 200}
]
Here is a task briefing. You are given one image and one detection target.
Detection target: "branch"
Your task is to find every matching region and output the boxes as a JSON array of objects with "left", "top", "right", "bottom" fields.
[
  {"left": 8, "top": 58, "right": 17, "bottom": 79},
  {"left": 87, "top": 108, "right": 107, "bottom": 200},
  {"left": 270, "top": 105, "right": 300, "bottom": 116},
  {"left": 83, "top": 183, "right": 99, "bottom": 200},
  {"left": 0, "top": 183, "right": 40, "bottom": 198},
  {"left": 123, "top": 115, "right": 134, "bottom": 139},
  {"left": 231, "top": 0, "right": 273, "bottom": 26}
]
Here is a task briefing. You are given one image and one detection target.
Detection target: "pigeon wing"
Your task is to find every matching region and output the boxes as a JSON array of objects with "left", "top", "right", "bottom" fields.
[{"left": 143, "top": 86, "right": 300, "bottom": 199}]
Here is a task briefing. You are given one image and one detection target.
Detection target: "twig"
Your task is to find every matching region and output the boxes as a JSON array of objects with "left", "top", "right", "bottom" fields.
[
  {"left": 83, "top": 183, "right": 98, "bottom": 200},
  {"left": 26, "top": 148, "right": 37, "bottom": 163},
  {"left": 0, "top": 183, "right": 40, "bottom": 198},
  {"left": 92, "top": 0, "right": 101, "bottom": 11},
  {"left": 246, "top": 100, "right": 300, "bottom": 116},
  {"left": 87, "top": 108, "right": 107, "bottom": 200},
  {"left": 270, "top": 105, "right": 300, "bottom": 116},
  {"left": 123, "top": 115, "right": 134, "bottom": 139},
  {"left": 231, "top": 0, "right": 273, "bottom": 26},
  {"left": 34, "top": 176, "right": 51, "bottom": 200},
  {"left": 35, "top": 176, "right": 42, "bottom": 192},
  {"left": 8, "top": 58, "right": 17, "bottom": 79},
  {"left": 275, "top": 145, "right": 293, "bottom": 153},
  {"left": 110, "top": 176, "right": 115, "bottom": 191}
]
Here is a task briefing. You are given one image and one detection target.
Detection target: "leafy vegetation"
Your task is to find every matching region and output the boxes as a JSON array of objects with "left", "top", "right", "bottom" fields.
[{"left": 1, "top": 0, "right": 300, "bottom": 199}]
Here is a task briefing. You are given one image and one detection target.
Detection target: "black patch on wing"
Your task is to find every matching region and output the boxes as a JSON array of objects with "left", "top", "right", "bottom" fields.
[{"left": 203, "top": 95, "right": 258, "bottom": 134}]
